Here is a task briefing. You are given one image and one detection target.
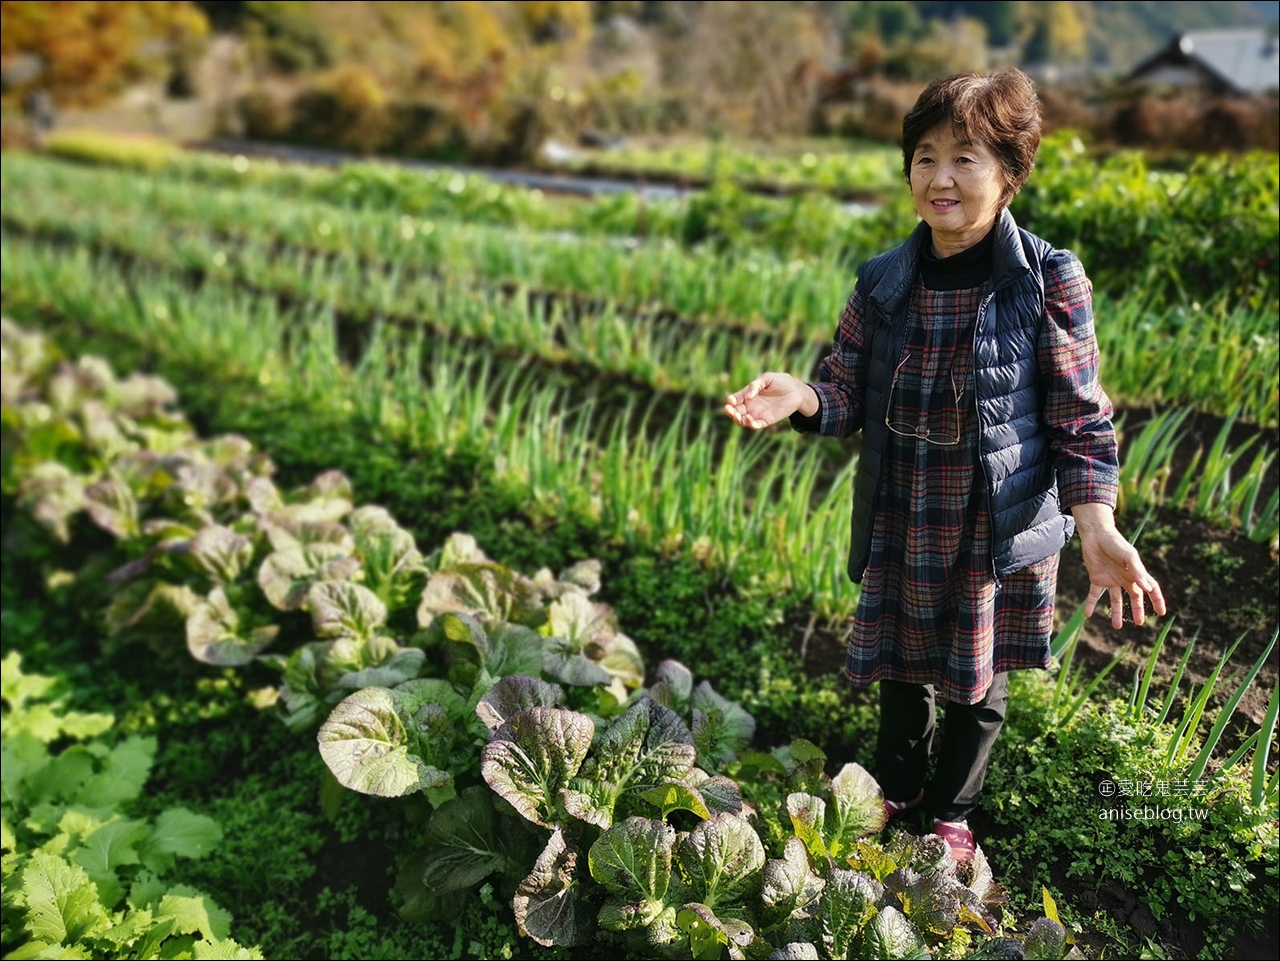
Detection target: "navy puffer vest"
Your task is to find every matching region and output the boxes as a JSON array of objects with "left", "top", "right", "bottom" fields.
[{"left": 848, "top": 208, "right": 1076, "bottom": 583}]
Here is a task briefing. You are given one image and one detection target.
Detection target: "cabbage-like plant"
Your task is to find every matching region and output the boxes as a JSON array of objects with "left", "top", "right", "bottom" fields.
[
  {"left": 417, "top": 533, "right": 644, "bottom": 707},
  {"left": 478, "top": 693, "right": 762, "bottom": 950}
]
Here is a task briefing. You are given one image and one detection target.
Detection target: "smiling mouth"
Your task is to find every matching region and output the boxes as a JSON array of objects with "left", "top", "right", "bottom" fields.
[{"left": 930, "top": 199, "right": 959, "bottom": 207}]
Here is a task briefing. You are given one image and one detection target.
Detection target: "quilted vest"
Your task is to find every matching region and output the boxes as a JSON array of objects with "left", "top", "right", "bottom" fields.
[{"left": 847, "top": 207, "right": 1076, "bottom": 583}]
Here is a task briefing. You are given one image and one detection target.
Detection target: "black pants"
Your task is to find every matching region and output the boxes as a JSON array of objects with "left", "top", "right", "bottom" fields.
[{"left": 875, "top": 673, "right": 1009, "bottom": 823}]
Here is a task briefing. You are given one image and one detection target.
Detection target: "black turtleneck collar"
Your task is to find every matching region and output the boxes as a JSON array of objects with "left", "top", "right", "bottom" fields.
[{"left": 920, "top": 226, "right": 995, "bottom": 291}]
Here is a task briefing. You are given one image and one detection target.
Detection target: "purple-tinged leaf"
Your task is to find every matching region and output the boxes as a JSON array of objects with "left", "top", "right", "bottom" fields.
[
  {"left": 595, "top": 699, "right": 697, "bottom": 800},
  {"left": 186, "top": 588, "right": 279, "bottom": 666},
  {"left": 513, "top": 829, "right": 590, "bottom": 946},
  {"left": 297, "top": 470, "right": 353, "bottom": 515},
  {"left": 187, "top": 525, "right": 255, "bottom": 586},
  {"left": 258, "top": 543, "right": 359, "bottom": 611},
  {"left": 769, "top": 943, "right": 820, "bottom": 960},
  {"left": 172, "top": 460, "right": 239, "bottom": 517},
  {"left": 691, "top": 774, "right": 744, "bottom": 817},
  {"left": 956, "top": 886, "right": 998, "bottom": 936},
  {"left": 480, "top": 707, "right": 594, "bottom": 827},
  {"left": 244, "top": 476, "right": 283, "bottom": 514},
  {"left": 115, "top": 372, "right": 178, "bottom": 418},
  {"left": 19, "top": 462, "right": 85, "bottom": 543},
  {"left": 827, "top": 762, "right": 886, "bottom": 856},
  {"left": 907, "top": 833, "right": 953, "bottom": 876},
  {"left": 597, "top": 896, "right": 658, "bottom": 933},
  {"left": 762, "top": 837, "right": 825, "bottom": 929},
  {"left": 558, "top": 559, "right": 602, "bottom": 595},
  {"left": 1023, "top": 918, "right": 1068, "bottom": 961},
  {"left": 418, "top": 564, "right": 542, "bottom": 628},
  {"left": 961, "top": 845, "right": 1008, "bottom": 908},
  {"left": 857, "top": 904, "right": 929, "bottom": 960},
  {"left": 348, "top": 506, "right": 424, "bottom": 599},
  {"left": 898, "top": 870, "right": 963, "bottom": 936},
  {"left": 475, "top": 676, "right": 564, "bottom": 733},
  {"left": 561, "top": 777, "right": 621, "bottom": 828},
  {"left": 79, "top": 399, "right": 129, "bottom": 457},
  {"left": 786, "top": 792, "right": 828, "bottom": 861},
  {"left": 84, "top": 476, "right": 139, "bottom": 539},
  {"left": 546, "top": 591, "right": 616, "bottom": 656},
  {"left": 307, "top": 581, "right": 387, "bottom": 640},
  {"left": 259, "top": 514, "right": 353, "bottom": 552}
]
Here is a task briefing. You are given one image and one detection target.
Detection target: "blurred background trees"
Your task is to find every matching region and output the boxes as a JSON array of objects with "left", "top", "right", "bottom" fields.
[{"left": 2, "top": 1, "right": 1276, "bottom": 157}]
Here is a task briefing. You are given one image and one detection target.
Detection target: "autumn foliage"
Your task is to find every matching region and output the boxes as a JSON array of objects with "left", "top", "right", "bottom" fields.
[{"left": 0, "top": 0, "right": 209, "bottom": 106}]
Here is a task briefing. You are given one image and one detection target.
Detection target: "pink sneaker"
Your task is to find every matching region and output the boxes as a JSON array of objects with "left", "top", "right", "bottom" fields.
[
  {"left": 882, "top": 789, "right": 924, "bottom": 822},
  {"left": 932, "top": 819, "right": 975, "bottom": 863}
]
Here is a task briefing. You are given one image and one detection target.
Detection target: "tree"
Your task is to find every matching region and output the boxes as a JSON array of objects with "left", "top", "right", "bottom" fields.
[
  {"left": 667, "top": 1, "right": 834, "bottom": 137},
  {"left": 0, "top": 0, "right": 208, "bottom": 105},
  {"left": 1023, "top": 1, "right": 1088, "bottom": 64}
]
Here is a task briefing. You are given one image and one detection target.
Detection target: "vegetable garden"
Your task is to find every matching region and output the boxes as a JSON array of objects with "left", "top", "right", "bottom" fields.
[{"left": 1, "top": 135, "right": 1277, "bottom": 961}]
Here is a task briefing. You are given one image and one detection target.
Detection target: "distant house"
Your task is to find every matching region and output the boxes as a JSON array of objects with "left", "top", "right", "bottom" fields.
[{"left": 1127, "top": 29, "right": 1279, "bottom": 96}]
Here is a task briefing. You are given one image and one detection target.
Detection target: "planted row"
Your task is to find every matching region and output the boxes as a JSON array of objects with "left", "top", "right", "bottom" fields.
[
  {"left": 3, "top": 153, "right": 852, "bottom": 341},
  {"left": 538, "top": 138, "right": 904, "bottom": 200},
  {"left": 0, "top": 200, "right": 818, "bottom": 406},
  {"left": 0, "top": 239, "right": 866, "bottom": 618},
  {"left": 7, "top": 153, "right": 1276, "bottom": 428},
  {"left": 44, "top": 132, "right": 1280, "bottom": 303},
  {"left": 5, "top": 234, "right": 1276, "bottom": 641}
]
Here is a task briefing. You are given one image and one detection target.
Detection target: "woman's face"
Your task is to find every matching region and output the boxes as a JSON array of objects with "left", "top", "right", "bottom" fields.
[{"left": 910, "top": 125, "right": 1007, "bottom": 257}]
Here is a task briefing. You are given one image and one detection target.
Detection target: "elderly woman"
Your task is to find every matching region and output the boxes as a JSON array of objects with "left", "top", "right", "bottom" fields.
[{"left": 724, "top": 69, "right": 1165, "bottom": 862}]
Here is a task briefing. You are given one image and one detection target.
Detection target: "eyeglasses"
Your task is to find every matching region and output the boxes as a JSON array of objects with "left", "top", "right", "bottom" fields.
[{"left": 885, "top": 352, "right": 962, "bottom": 446}]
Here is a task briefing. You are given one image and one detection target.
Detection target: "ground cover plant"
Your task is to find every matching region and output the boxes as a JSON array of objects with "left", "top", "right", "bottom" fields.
[
  {"left": 0, "top": 320, "right": 1110, "bottom": 960},
  {"left": 3, "top": 132, "right": 1277, "bottom": 959},
  {"left": 0, "top": 651, "right": 262, "bottom": 959}
]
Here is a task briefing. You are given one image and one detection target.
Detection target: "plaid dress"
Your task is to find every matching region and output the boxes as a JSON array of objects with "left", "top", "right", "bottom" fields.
[{"left": 797, "top": 228, "right": 1117, "bottom": 706}]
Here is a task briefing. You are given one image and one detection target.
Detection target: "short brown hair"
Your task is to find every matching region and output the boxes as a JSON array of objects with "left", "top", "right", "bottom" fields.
[{"left": 902, "top": 69, "right": 1042, "bottom": 206}]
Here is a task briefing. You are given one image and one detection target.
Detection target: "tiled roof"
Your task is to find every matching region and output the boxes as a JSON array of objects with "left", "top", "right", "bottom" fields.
[{"left": 1132, "top": 29, "right": 1279, "bottom": 94}]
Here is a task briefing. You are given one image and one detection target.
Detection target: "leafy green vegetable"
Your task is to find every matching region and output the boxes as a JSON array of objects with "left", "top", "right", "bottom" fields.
[
  {"left": 480, "top": 706, "right": 595, "bottom": 827},
  {"left": 512, "top": 828, "right": 591, "bottom": 946},
  {"left": 316, "top": 684, "right": 459, "bottom": 798},
  {"left": 674, "top": 812, "right": 765, "bottom": 913},
  {"left": 858, "top": 904, "right": 930, "bottom": 960},
  {"left": 1, "top": 653, "right": 260, "bottom": 959}
]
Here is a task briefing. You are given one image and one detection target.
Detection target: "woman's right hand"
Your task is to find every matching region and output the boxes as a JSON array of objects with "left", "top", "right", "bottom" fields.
[{"left": 724, "top": 372, "right": 817, "bottom": 429}]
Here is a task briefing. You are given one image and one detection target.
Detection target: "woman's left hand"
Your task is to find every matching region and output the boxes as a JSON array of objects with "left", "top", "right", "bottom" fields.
[{"left": 1072, "top": 504, "right": 1167, "bottom": 629}]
